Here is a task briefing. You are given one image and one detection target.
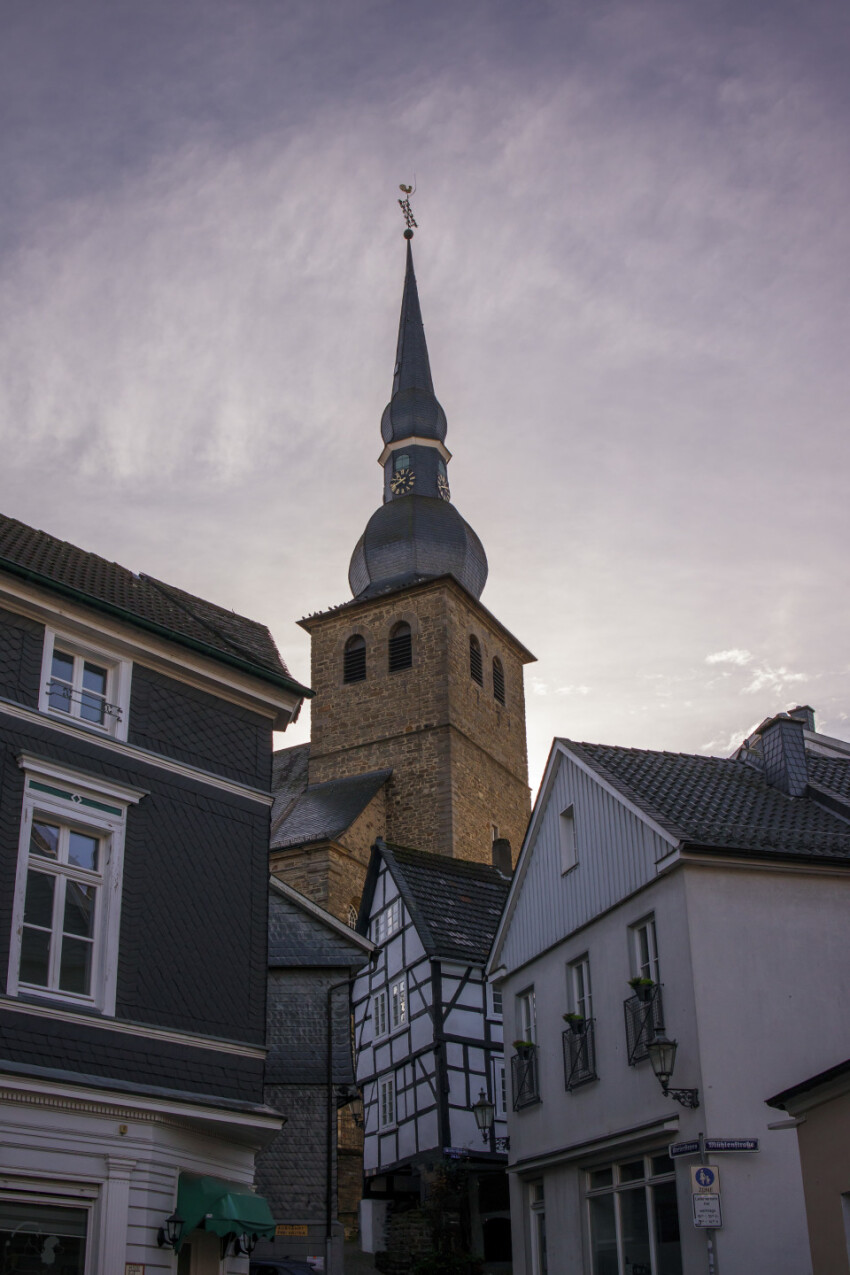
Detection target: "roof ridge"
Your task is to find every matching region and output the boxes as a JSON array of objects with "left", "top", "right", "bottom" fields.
[{"left": 140, "top": 573, "right": 280, "bottom": 669}]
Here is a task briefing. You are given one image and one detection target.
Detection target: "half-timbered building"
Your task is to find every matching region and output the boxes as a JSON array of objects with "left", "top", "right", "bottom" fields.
[{"left": 353, "top": 838, "right": 513, "bottom": 1270}]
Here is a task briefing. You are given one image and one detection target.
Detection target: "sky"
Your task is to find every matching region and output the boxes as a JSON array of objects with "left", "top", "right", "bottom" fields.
[{"left": 2, "top": 0, "right": 849, "bottom": 793}]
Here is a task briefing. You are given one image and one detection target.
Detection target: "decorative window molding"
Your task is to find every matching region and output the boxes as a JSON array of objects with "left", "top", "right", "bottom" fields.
[
  {"left": 560, "top": 805, "right": 578, "bottom": 874},
  {"left": 379, "top": 1075, "right": 396, "bottom": 1129},
  {"left": 7, "top": 755, "right": 145, "bottom": 1015},
  {"left": 343, "top": 634, "right": 367, "bottom": 684},
  {"left": 469, "top": 635, "right": 483, "bottom": 686},
  {"left": 38, "top": 629, "right": 132, "bottom": 741},
  {"left": 492, "top": 657, "right": 506, "bottom": 705},
  {"left": 388, "top": 622, "right": 412, "bottom": 673}
]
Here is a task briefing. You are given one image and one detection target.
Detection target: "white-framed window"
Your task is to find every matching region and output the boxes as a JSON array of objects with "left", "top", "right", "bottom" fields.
[
  {"left": 7, "top": 754, "right": 144, "bottom": 1014},
  {"left": 517, "top": 987, "right": 536, "bottom": 1045},
  {"left": 39, "top": 629, "right": 131, "bottom": 741},
  {"left": 585, "top": 1152, "right": 681, "bottom": 1274},
  {"left": 373, "top": 990, "right": 388, "bottom": 1038},
  {"left": 0, "top": 1193, "right": 94, "bottom": 1275},
  {"left": 528, "top": 1180, "right": 547, "bottom": 1275},
  {"left": 372, "top": 898, "right": 401, "bottom": 944},
  {"left": 559, "top": 804, "right": 578, "bottom": 873},
  {"left": 494, "top": 1060, "right": 507, "bottom": 1119},
  {"left": 379, "top": 1075, "right": 396, "bottom": 1129},
  {"left": 631, "top": 915, "right": 660, "bottom": 983},
  {"left": 569, "top": 955, "right": 593, "bottom": 1019},
  {"left": 390, "top": 978, "right": 407, "bottom": 1030},
  {"left": 489, "top": 982, "right": 503, "bottom": 1018}
]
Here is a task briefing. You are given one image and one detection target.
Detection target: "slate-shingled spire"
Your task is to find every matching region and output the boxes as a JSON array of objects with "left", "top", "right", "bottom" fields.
[{"left": 348, "top": 238, "right": 488, "bottom": 601}]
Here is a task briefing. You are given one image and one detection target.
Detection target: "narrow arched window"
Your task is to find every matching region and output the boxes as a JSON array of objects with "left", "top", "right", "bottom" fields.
[
  {"left": 469, "top": 635, "right": 483, "bottom": 686},
  {"left": 388, "top": 621, "right": 412, "bottom": 673},
  {"left": 493, "top": 657, "right": 506, "bottom": 705},
  {"left": 343, "top": 634, "right": 366, "bottom": 684}
]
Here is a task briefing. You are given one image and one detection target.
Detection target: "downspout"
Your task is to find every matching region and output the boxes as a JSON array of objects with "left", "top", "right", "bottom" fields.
[{"left": 327, "top": 970, "right": 356, "bottom": 1275}]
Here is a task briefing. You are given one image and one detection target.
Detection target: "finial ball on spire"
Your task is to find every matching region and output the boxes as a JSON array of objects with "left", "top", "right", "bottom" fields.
[{"left": 404, "top": 228, "right": 413, "bottom": 239}]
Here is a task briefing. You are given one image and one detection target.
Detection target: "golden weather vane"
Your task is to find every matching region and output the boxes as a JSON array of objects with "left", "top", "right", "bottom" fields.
[{"left": 398, "top": 182, "right": 418, "bottom": 237}]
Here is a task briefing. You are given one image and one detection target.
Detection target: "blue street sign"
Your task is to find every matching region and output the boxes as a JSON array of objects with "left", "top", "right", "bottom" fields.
[
  {"left": 670, "top": 1140, "right": 700, "bottom": 1157},
  {"left": 704, "top": 1139, "right": 759, "bottom": 1153}
]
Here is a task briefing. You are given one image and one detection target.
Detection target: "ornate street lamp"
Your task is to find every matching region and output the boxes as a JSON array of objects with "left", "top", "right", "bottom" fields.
[
  {"left": 647, "top": 1033, "right": 699, "bottom": 1108},
  {"left": 471, "top": 1089, "right": 495, "bottom": 1143},
  {"left": 156, "top": 1213, "right": 184, "bottom": 1250}
]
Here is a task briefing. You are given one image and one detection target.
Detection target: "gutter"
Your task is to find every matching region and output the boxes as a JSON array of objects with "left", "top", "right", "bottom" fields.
[{"left": 0, "top": 556, "right": 313, "bottom": 702}]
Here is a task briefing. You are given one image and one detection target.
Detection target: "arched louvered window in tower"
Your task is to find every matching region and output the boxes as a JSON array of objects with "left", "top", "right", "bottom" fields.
[
  {"left": 343, "top": 634, "right": 367, "bottom": 684},
  {"left": 388, "top": 621, "right": 413, "bottom": 673},
  {"left": 469, "top": 635, "right": 483, "bottom": 686},
  {"left": 493, "top": 657, "right": 506, "bottom": 705}
]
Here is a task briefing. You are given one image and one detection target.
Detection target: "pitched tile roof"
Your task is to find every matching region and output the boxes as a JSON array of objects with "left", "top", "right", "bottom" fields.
[
  {"left": 270, "top": 744, "right": 311, "bottom": 834},
  {"left": 560, "top": 739, "right": 850, "bottom": 861},
  {"left": 0, "top": 511, "right": 309, "bottom": 694},
  {"left": 270, "top": 767, "right": 391, "bottom": 850},
  {"left": 381, "top": 842, "right": 511, "bottom": 964}
]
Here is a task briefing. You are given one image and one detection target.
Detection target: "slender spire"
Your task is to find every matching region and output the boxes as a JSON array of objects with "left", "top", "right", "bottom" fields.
[{"left": 391, "top": 241, "right": 434, "bottom": 400}]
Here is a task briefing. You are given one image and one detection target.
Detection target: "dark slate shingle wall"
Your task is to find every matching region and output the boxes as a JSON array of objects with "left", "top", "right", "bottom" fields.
[{"left": 0, "top": 606, "right": 43, "bottom": 708}]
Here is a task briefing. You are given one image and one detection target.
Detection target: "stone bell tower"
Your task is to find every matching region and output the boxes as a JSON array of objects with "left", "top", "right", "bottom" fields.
[{"left": 297, "top": 228, "right": 535, "bottom": 867}]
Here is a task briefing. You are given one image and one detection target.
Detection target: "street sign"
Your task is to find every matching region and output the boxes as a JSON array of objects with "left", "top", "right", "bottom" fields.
[
  {"left": 693, "top": 1193, "right": 723, "bottom": 1228},
  {"left": 691, "top": 1165, "right": 720, "bottom": 1193},
  {"left": 704, "top": 1138, "right": 758, "bottom": 1153},
  {"left": 670, "top": 1140, "right": 700, "bottom": 1157}
]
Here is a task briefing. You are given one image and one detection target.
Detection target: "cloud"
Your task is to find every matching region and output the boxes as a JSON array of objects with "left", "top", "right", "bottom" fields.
[
  {"left": 706, "top": 649, "right": 753, "bottom": 667},
  {"left": 742, "top": 665, "right": 808, "bottom": 695},
  {"left": 555, "top": 685, "right": 591, "bottom": 697}
]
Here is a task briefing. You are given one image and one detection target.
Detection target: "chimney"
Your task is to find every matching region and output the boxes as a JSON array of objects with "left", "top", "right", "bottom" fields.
[
  {"left": 788, "top": 705, "right": 816, "bottom": 733},
  {"left": 492, "top": 837, "right": 512, "bottom": 876},
  {"left": 761, "top": 715, "right": 808, "bottom": 797}
]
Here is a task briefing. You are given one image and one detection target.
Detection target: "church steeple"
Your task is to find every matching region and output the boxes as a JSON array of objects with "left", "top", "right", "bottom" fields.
[{"left": 348, "top": 234, "right": 488, "bottom": 601}]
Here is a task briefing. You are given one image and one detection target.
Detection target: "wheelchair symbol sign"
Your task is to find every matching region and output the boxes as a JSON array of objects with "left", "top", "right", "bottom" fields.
[{"left": 691, "top": 1165, "right": 720, "bottom": 1192}]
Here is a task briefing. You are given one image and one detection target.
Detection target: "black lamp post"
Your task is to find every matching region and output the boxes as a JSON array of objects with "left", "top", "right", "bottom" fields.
[
  {"left": 471, "top": 1089, "right": 495, "bottom": 1144},
  {"left": 157, "top": 1213, "right": 184, "bottom": 1250},
  {"left": 647, "top": 1033, "right": 699, "bottom": 1109}
]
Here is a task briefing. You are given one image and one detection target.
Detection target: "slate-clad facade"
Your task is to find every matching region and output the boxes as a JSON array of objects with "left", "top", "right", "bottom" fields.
[{"left": 0, "top": 512, "right": 309, "bottom": 1275}]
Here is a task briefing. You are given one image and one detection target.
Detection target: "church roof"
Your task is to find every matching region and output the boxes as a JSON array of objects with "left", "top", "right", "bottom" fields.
[
  {"left": 0, "top": 510, "right": 309, "bottom": 696},
  {"left": 270, "top": 763, "right": 391, "bottom": 849},
  {"left": 366, "top": 840, "right": 511, "bottom": 965}
]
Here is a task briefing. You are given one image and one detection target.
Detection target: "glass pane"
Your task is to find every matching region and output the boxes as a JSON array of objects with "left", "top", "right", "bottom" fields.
[
  {"left": 48, "top": 678, "right": 72, "bottom": 713},
  {"left": 64, "top": 881, "right": 96, "bottom": 937},
  {"left": 68, "top": 830, "right": 99, "bottom": 871},
  {"left": 24, "top": 871, "right": 55, "bottom": 928},
  {"left": 652, "top": 1153, "right": 675, "bottom": 1177},
  {"left": 653, "top": 1180, "right": 683, "bottom": 1275},
  {"left": 588, "top": 1168, "right": 613, "bottom": 1190},
  {"left": 619, "top": 1159, "right": 645, "bottom": 1182},
  {"left": 59, "top": 934, "right": 93, "bottom": 994},
  {"left": 0, "top": 1203, "right": 88, "bottom": 1275},
  {"left": 82, "top": 662, "right": 107, "bottom": 695},
  {"left": 20, "top": 926, "right": 51, "bottom": 986},
  {"left": 620, "top": 1187, "right": 652, "bottom": 1275},
  {"left": 51, "top": 651, "right": 75, "bottom": 682},
  {"left": 31, "top": 821, "right": 59, "bottom": 859},
  {"left": 588, "top": 1194, "right": 617, "bottom": 1275},
  {"left": 80, "top": 691, "right": 106, "bottom": 724}
]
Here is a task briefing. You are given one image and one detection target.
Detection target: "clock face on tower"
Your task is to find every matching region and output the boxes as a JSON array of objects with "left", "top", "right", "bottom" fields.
[
  {"left": 390, "top": 469, "right": 416, "bottom": 495},
  {"left": 437, "top": 474, "right": 451, "bottom": 501}
]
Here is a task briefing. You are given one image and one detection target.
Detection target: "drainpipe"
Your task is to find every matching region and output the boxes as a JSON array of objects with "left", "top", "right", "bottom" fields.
[{"left": 327, "top": 971, "right": 356, "bottom": 1275}]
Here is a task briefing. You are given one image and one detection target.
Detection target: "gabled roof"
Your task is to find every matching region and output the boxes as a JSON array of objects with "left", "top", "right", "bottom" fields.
[
  {"left": 270, "top": 744, "right": 311, "bottom": 835},
  {"left": 268, "top": 877, "right": 373, "bottom": 967},
  {"left": 0, "top": 511, "right": 311, "bottom": 697},
  {"left": 364, "top": 841, "right": 511, "bottom": 965},
  {"left": 270, "top": 766, "right": 391, "bottom": 850},
  {"left": 561, "top": 739, "right": 850, "bottom": 860}
]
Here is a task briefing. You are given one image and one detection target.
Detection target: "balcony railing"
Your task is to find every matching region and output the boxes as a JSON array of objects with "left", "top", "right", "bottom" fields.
[
  {"left": 624, "top": 984, "right": 665, "bottom": 1065},
  {"left": 511, "top": 1047, "right": 540, "bottom": 1109},
  {"left": 563, "top": 1020, "right": 597, "bottom": 1090}
]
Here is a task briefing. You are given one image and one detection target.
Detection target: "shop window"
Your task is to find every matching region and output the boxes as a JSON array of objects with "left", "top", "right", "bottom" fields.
[
  {"left": 0, "top": 1201, "right": 89, "bottom": 1274},
  {"left": 586, "top": 1154, "right": 682, "bottom": 1275},
  {"left": 343, "top": 634, "right": 367, "bottom": 684}
]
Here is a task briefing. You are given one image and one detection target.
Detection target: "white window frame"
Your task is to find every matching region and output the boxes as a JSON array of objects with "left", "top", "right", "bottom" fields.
[
  {"left": 373, "top": 990, "right": 388, "bottom": 1039},
  {"left": 517, "top": 987, "right": 536, "bottom": 1045},
  {"left": 379, "top": 1075, "right": 396, "bottom": 1129},
  {"left": 559, "top": 804, "right": 578, "bottom": 874},
  {"left": 7, "top": 754, "right": 145, "bottom": 1015},
  {"left": 494, "top": 1059, "right": 507, "bottom": 1119},
  {"left": 372, "top": 897, "right": 401, "bottom": 945},
  {"left": 39, "top": 628, "right": 132, "bottom": 742},
  {"left": 528, "top": 1180, "right": 547, "bottom": 1275},
  {"left": 390, "top": 977, "right": 407, "bottom": 1030},
  {"left": 631, "top": 915, "right": 660, "bottom": 983},
  {"left": 489, "top": 981, "right": 503, "bottom": 1018},
  {"left": 569, "top": 955, "right": 593, "bottom": 1019}
]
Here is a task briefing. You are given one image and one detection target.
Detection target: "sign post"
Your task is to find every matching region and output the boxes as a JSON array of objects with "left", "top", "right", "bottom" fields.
[{"left": 696, "top": 1133, "right": 720, "bottom": 1275}]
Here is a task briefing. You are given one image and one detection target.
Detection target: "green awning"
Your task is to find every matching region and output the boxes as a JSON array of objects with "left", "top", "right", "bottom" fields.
[{"left": 175, "top": 1175, "right": 276, "bottom": 1250}]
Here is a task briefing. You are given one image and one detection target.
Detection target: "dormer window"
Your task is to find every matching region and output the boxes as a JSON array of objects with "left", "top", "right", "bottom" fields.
[
  {"left": 493, "top": 657, "right": 505, "bottom": 705},
  {"left": 343, "top": 634, "right": 367, "bottom": 684},
  {"left": 388, "top": 622, "right": 412, "bottom": 673},
  {"left": 469, "top": 635, "right": 483, "bottom": 686},
  {"left": 39, "top": 630, "right": 131, "bottom": 741}
]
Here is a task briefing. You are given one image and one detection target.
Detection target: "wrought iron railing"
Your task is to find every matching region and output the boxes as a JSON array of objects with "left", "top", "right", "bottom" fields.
[
  {"left": 624, "top": 984, "right": 665, "bottom": 1065},
  {"left": 563, "top": 1020, "right": 597, "bottom": 1089},
  {"left": 511, "top": 1047, "right": 540, "bottom": 1109}
]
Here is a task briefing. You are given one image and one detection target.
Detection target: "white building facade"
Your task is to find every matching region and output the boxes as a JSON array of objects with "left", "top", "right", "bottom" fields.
[{"left": 487, "top": 710, "right": 850, "bottom": 1275}]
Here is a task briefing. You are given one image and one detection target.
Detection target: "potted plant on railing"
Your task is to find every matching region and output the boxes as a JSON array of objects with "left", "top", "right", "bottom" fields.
[
  {"left": 512, "top": 1039, "right": 535, "bottom": 1059},
  {"left": 628, "top": 976, "right": 655, "bottom": 1004},
  {"left": 563, "top": 1012, "right": 586, "bottom": 1035}
]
